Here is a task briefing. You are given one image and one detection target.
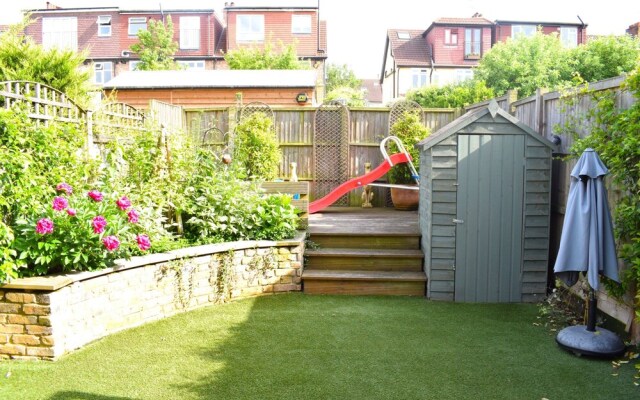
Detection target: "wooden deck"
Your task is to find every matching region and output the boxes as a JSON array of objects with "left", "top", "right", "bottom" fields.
[
  {"left": 303, "top": 207, "right": 426, "bottom": 296},
  {"left": 308, "top": 207, "right": 419, "bottom": 236}
]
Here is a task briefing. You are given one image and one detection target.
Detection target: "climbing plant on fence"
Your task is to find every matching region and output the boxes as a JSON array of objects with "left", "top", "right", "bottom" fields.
[{"left": 563, "top": 64, "right": 640, "bottom": 314}]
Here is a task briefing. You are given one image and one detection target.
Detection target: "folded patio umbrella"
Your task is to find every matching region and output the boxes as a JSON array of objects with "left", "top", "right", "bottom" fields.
[
  {"left": 554, "top": 148, "right": 619, "bottom": 290},
  {"left": 553, "top": 148, "right": 624, "bottom": 357}
]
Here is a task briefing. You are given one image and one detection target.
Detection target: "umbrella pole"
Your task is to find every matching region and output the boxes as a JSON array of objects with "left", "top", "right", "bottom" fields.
[{"left": 586, "top": 288, "right": 597, "bottom": 332}]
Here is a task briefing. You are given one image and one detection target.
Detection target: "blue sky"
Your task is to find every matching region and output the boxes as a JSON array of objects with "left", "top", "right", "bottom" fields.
[{"left": 2, "top": 0, "right": 638, "bottom": 78}]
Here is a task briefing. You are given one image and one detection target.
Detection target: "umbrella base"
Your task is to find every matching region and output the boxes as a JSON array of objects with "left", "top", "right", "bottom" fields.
[{"left": 556, "top": 325, "right": 626, "bottom": 358}]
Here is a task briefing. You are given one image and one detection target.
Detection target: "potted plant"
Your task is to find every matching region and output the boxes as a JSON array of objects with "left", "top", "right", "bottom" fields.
[{"left": 387, "top": 111, "right": 430, "bottom": 210}]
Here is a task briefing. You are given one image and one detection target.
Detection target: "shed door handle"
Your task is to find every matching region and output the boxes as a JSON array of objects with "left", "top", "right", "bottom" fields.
[{"left": 452, "top": 219, "right": 464, "bottom": 224}]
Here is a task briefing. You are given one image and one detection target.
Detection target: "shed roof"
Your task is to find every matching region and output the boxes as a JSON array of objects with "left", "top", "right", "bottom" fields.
[
  {"left": 416, "top": 100, "right": 555, "bottom": 150},
  {"left": 103, "top": 70, "right": 317, "bottom": 90}
]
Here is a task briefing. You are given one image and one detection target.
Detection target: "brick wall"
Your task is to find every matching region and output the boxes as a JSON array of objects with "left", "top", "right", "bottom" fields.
[{"left": 0, "top": 233, "right": 305, "bottom": 360}]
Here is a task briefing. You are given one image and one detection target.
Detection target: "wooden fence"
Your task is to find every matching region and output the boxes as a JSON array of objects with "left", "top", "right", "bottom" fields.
[{"left": 185, "top": 106, "right": 462, "bottom": 206}]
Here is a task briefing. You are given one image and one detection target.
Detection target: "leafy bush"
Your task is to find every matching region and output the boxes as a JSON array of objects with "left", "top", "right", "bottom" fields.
[
  {"left": 183, "top": 150, "right": 297, "bottom": 244},
  {"left": 0, "top": 222, "right": 18, "bottom": 282},
  {"left": 407, "top": 80, "right": 495, "bottom": 108},
  {"left": 234, "top": 113, "right": 281, "bottom": 180},
  {"left": 0, "top": 107, "right": 98, "bottom": 226},
  {"left": 225, "top": 40, "right": 308, "bottom": 70},
  {"left": 324, "top": 87, "right": 366, "bottom": 107},
  {"left": 571, "top": 35, "right": 640, "bottom": 83},
  {"left": 566, "top": 63, "right": 640, "bottom": 311},
  {"left": 387, "top": 111, "right": 429, "bottom": 184},
  {"left": 0, "top": 20, "right": 92, "bottom": 105},
  {"left": 13, "top": 184, "right": 152, "bottom": 276}
]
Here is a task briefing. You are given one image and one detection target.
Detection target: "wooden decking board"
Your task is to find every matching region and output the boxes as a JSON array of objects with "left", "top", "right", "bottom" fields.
[
  {"left": 309, "top": 207, "right": 419, "bottom": 236},
  {"left": 303, "top": 280, "right": 425, "bottom": 296},
  {"left": 302, "top": 270, "right": 426, "bottom": 282},
  {"left": 305, "top": 249, "right": 424, "bottom": 258}
]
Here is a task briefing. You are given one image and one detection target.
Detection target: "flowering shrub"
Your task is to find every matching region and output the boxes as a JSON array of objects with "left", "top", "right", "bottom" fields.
[{"left": 14, "top": 184, "right": 151, "bottom": 276}]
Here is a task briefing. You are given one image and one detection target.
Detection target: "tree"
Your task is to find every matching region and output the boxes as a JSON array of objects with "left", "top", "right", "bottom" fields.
[
  {"left": 324, "top": 87, "right": 366, "bottom": 107},
  {"left": 130, "top": 15, "right": 181, "bottom": 71},
  {"left": 0, "top": 19, "right": 91, "bottom": 104},
  {"left": 474, "top": 31, "right": 574, "bottom": 97},
  {"left": 407, "top": 80, "right": 495, "bottom": 108},
  {"left": 571, "top": 35, "right": 640, "bottom": 83},
  {"left": 326, "top": 63, "right": 361, "bottom": 93},
  {"left": 225, "top": 40, "right": 308, "bottom": 70}
]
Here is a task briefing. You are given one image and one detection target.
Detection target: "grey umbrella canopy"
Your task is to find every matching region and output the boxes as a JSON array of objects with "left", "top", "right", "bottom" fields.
[
  {"left": 553, "top": 148, "right": 624, "bottom": 358},
  {"left": 553, "top": 148, "right": 619, "bottom": 290}
]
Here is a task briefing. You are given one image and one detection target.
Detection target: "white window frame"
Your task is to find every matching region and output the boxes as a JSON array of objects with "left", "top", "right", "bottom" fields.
[
  {"left": 512, "top": 24, "right": 536, "bottom": 39},
  {"left": 292, "top": 15, "right": 311, "bottom": 34},
  {"left": 128, "top": 17, "right": 147, "bottom": 36},
  {"left": 177, "top": 60, "right": 206, "bottom": 70},
  {"left": 444, "top": 28, "right": 458, "bottom": 46},
  {"left": 97, "top": 15, "right": 112, "bottom": 37},
  {"left": 456, "top": 68, "right": 474, "bottom": 83},
  {"left": 560, "top": 27, "right": 578, "bottom": 48},
  {"left": 180, "top": 16, "right": 200, "bottom": 50},
  {"left": 129, "top": 60, "right": 141, "bottom": 71},
  {"left": 397, "top": 31, "right": 410, "bottom": 40},
  {"left": 42, "top": 17, "right": 78, "bottom": 50},
  {"left": 411, "top": 69, "right": 428, "bottom": 88},
  {"left": 237, "top": 14, "right": 264, "bottom": 42},
  {"left": 94, "top": 62, "right": 113, "bottom": 85},
  {"left": 464, "top": 28, "right": 482, "bottom": 58}
]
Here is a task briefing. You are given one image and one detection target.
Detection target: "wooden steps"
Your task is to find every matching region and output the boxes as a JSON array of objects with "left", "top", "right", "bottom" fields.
[{"left": 303, "top": 208, "right": 426, "bottom": 296}]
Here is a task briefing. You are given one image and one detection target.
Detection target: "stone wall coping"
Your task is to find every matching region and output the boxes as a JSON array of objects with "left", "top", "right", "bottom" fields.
[{"left": 0, "top": 231, "right": 306, "bottom": 292}]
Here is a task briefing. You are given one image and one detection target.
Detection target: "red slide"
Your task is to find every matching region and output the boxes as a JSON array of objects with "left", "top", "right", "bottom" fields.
[{"left": 309, "top": 153, "right": 411, "bottom": 214}]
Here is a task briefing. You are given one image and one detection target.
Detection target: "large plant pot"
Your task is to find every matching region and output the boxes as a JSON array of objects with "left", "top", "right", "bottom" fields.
[{"left": 390, "top": 186, "right": 419, "bottom": 211}]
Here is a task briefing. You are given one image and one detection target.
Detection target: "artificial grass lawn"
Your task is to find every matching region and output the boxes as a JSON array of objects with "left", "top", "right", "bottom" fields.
[{"left": 1, "top": 294, "right": 637, "bottom": 399}]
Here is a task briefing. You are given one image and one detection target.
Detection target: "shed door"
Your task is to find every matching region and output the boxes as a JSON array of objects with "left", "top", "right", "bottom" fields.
[{"left": 455, "top": 134, "right": 525, "bottom": 302}]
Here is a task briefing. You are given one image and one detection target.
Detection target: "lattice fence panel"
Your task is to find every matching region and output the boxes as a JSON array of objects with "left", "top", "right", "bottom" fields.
[
  {"left": 239, "top": 101, "right": 275, "bottom": 124},
  {"left": 314, "top": 101, "right": 350, "bottom": 205}
]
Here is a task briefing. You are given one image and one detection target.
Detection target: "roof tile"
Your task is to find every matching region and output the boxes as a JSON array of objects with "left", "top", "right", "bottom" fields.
[{"left": 387, "top": 29, "right": 431, "bottom": 67}]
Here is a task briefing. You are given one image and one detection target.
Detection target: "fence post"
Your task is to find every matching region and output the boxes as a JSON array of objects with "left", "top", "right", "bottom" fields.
[
  {"left": 534, "top": 88, "right": 547, "bottom": 136},
  {"left": 86, "top": 110, "right": 97, "bottom": 157}
]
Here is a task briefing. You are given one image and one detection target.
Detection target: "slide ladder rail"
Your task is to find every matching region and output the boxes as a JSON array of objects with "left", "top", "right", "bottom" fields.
[
  {"left": 380, "top": 136, "right": 420, "bottom": 185},
  {"left": 309, "top": 153, "right": 411, "bottom": 214}
]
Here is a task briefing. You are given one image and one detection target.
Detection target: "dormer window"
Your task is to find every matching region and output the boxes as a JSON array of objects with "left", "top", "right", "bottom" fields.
[
  {"left": 97, "top": 15, "right": 111, "bottom": 37},
  {"left": 292, "top": 15, "right": 311, "bottom": 34},
  {"left": 397, "top": 31, "right": 410, "bottom": 40},
  {"left": 128, "top": 17, "right": 147, "bottom": 36},
  {"left": 237, "top": 14, "right": 264, "bottom": 42}
]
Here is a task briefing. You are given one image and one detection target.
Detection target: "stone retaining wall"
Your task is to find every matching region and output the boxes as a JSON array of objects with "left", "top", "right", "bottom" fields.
[{"left": 0, "top": 232, "right": 305, "bottom": 360}]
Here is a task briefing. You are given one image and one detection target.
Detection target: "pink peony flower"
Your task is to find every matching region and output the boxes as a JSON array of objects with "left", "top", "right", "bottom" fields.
[
  {"left": 102, "top": 235, "right": 120, "bottom": 252},
  {"left": 88, "top": 190, "right": 104, "bottom": 202},
  {"left": 66, "top": 208, "right": 77, "bottom": 217},
  {"left": 92, "top": 215, "right": 107, "bottom": 234},
  {"left": 116, "top": 196, "right": 131, "bottom": 211},
  {"left": 36, "top": 218, "right": 54, "bottom": 235},
  {"left": 52, "top": 196, "right": 69, "bottom": 211},
  {"left": 136, "top": 234, "right": 151, "bottom": 251},
  {"left": 127, "top": 209, "right": 139, "bottom": 224},
  {"left": 56, "top": 182, "right": 73, "bottom": 195}
]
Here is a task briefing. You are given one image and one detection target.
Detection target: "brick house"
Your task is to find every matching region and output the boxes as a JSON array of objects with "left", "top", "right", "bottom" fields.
[
  {"left": 23, "top": 5, "right": 225, "bottom": 86},
  {"left": 494, "top": 19, "right": 588, "bottom": 48},
  {"left": 381, "top": 14, "right": 589, "bottom": 103},
  {"left": 381, "top": 15, "right": 493, "bottom": 103},
  {"left": 21, "top": 2, "right": 327, "bottom": 101},
  {"left": 222, "top": 2, "right": 327, "bottom": 99}
]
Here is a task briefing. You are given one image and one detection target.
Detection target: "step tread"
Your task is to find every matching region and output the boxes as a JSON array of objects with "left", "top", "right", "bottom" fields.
[
  {"left": 309, "top": 231, "right": 420, "bottom": 237},
  {"left": 305, "top": 248, "right": 424, "bottom": 258},
  {"left": 302, "top": 270, "right": 427, "bottom": 282}
]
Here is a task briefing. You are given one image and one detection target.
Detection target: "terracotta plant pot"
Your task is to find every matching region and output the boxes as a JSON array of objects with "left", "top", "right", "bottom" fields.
[{"left": 390, "top": 186, "right": 419, "bottom": 211}]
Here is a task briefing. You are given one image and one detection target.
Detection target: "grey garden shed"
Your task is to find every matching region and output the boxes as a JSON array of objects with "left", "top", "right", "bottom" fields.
[{"left": 416, "top": 101, "right": 554, "bottom": 303}]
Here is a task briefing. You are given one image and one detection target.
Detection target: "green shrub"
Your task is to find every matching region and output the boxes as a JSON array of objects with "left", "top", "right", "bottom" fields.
[
  {"left": 407, "top": 80, "right": 495, "bottom": 108},
  {"left": 387, "top": 111, "right": 429, "bottom": 184},
  {"left": 234, "top": 113, "right": 281, "bottom": 180},
  {"left": 183, "top": 150, "right": 297, "bottom": 244},
  {"left": 0, "top": 222, "right": 19, "bottom": 282}
]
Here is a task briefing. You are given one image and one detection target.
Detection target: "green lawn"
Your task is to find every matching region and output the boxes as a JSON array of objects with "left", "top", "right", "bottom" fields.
[{"left": 1, "top": 294, "right": 637, "bottom": 399}]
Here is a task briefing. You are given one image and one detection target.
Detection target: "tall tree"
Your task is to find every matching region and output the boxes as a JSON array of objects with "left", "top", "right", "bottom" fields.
[
  {"left": 571, "top": 35, "right": 640, "bottom": 83},
  {"left": 130, "top": 15, "right": 181, "bottom": 71},
  {"left": 326, "top": 63, "right": 361, "bottom": 93},
  {"left": 0, "top": 19, "right": 91, "bottom": 104},
  {"left": 474, "top": 31, "right": 574, "bottom": 97},
  {"left": 224, "top": 40, "right": 307, "bottom": 70}
]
